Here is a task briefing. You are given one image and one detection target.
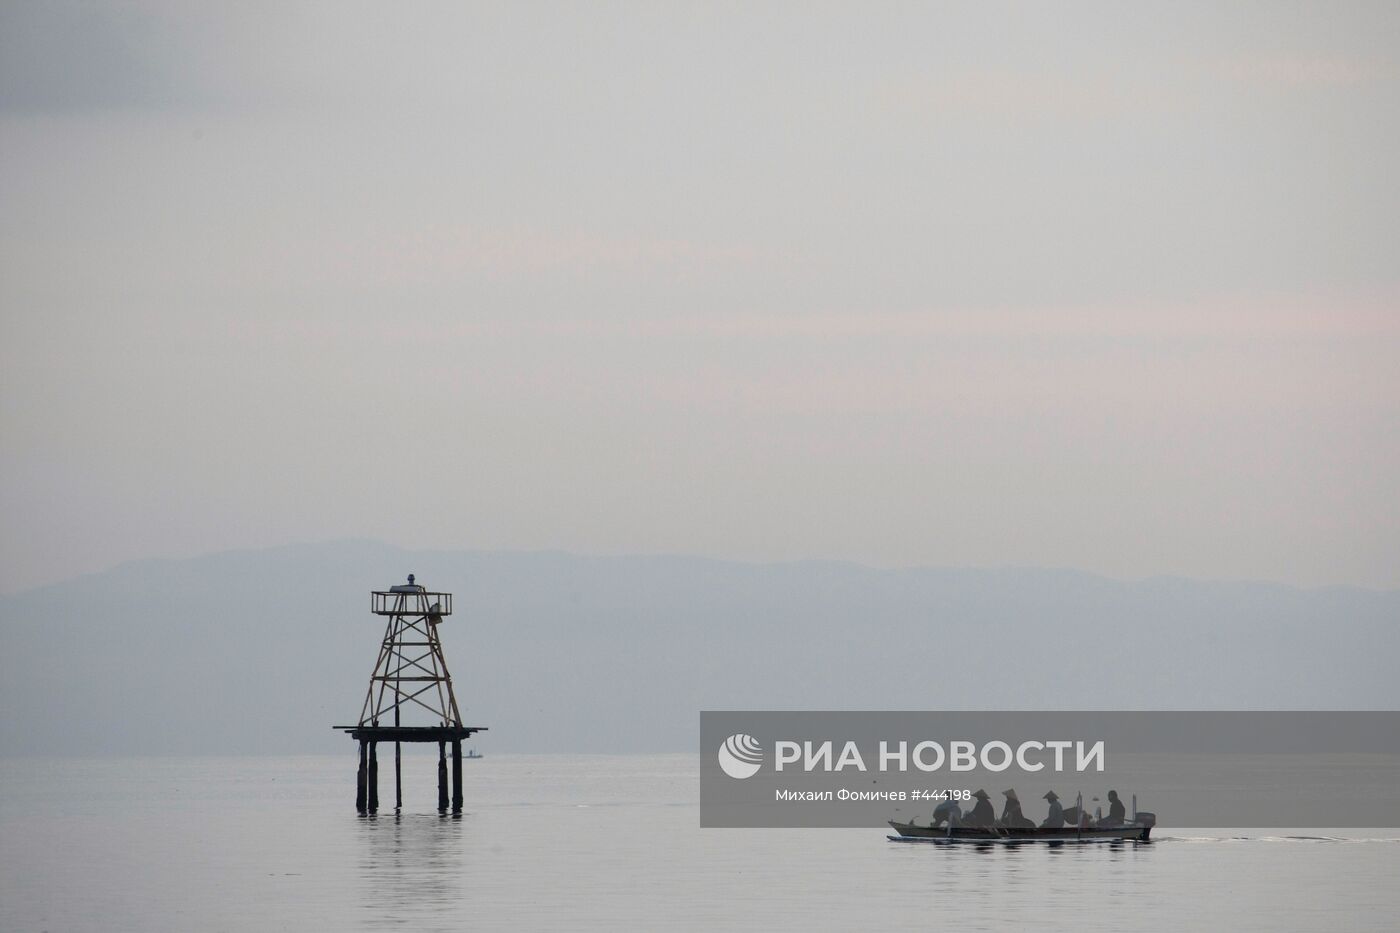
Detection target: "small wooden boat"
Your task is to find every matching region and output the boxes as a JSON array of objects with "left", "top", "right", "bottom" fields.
[{"left": 887, "top": 818, "right": 1153, "bottom": 844}]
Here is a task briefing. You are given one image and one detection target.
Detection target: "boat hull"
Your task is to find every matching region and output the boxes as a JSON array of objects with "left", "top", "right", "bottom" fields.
[{"left": 887, "top": 820, "right": 1151, "bottom": 844}]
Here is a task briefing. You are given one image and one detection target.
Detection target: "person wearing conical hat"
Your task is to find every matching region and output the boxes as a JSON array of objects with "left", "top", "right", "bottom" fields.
[
  {"left": 1000, "top": 789, "right": 1034, "bottom": 829},
  {"left": 964, "top": 789, "right": 996, "bottom": 828},
  {"left": 1040, "top": 790, "right": 1066, "bottom": 829}
]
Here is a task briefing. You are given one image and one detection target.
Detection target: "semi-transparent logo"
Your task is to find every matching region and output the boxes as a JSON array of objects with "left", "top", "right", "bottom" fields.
[
  {"left": 718, "top": 733, "right": 764, "bottom": 779},
  {"left": 701, "top": 711, "right": 1400, "bottom": 828}
]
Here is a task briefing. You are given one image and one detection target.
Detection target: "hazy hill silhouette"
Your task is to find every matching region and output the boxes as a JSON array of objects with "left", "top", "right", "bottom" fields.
[{"left": 2, "top": 541, "right": 1396, "bottom": 755}]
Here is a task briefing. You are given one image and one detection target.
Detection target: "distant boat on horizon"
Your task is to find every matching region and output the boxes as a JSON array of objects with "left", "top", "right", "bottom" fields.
[{"left": 466, "top": 748, "right": 483, "bottom": 759}]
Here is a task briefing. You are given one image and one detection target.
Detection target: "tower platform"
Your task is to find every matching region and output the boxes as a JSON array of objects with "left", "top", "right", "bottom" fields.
[{"left": 335, "top": 725, "right": 486, "bottom": 742}]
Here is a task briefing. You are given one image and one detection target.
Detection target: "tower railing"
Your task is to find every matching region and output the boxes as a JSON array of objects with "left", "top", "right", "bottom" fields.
[{"left": 371, "top": 590, "right": 452, "bottom": 615}]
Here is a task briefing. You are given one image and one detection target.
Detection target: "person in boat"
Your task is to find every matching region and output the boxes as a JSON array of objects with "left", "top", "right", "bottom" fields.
[
  {"left": 1099, "top": 789, "right": 1126, "bottom": 828},
  {"left": 1040, "top": 790, "right": 1065, "bottom": 829},
  {"left": 930, "top": 798, "right": 962, "bottom": 828},
  {"left": 1061, "top": 796, "right": 1091, "bottom": 828},
  {"left": 999, "top": 789, "right": 1035, "bottom": 829},
  {"left": 964, "top": 789, "right": 995, "bottom": 828}
]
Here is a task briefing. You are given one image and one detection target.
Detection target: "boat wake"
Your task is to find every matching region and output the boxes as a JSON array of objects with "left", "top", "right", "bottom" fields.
[{"left": 1157, "top": 834, "right": 1400, "bottom": 844}]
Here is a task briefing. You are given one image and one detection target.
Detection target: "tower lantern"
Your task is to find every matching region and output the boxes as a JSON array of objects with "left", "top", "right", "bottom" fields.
[{"left": 335, "top": 576, "right": 486, "bottom": 814}]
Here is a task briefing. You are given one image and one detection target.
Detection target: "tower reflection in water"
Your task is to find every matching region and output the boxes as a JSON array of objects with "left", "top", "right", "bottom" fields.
[{"left": 355, "top": 812, "right": 469, "bottom": 925}]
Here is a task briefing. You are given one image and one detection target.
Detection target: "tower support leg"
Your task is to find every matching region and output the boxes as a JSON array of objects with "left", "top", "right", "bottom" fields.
[
  {"left": 395, "top": 741, "right": 402, "bottom": 811},
  {"left": 452, "top": 739, "right": 464, "bottom": 813},
  {"left": 356, "top": 740, "right": 368, "bottom": 814},
  {"left": 368, "top": 742, "right": 379, "bottom": 813},
  {"left": 437, "top": 740, "right": 449, "bottom": 812}
]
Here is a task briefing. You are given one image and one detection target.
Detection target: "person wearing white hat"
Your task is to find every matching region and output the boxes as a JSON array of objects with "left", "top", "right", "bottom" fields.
[
  {"left": 930, "top": 798, "right": 962, "bottom": 829},
  {"left": 1040, "top": 790, "right": 1066, "bottom": 829}
]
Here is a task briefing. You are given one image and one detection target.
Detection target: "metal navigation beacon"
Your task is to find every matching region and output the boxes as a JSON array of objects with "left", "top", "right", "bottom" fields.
[{"left": 334, "top": 576, "right": 487, "bottom": 814}]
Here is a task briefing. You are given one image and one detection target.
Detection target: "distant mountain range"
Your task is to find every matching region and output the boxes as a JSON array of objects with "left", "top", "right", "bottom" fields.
[{"left": 1, "top": 540, "right": 1396, "bottom": 755}]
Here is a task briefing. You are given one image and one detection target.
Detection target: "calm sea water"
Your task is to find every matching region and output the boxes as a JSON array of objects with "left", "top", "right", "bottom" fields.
[{"left": 2, "top": 754, "right": 1397, "bottom": 932}]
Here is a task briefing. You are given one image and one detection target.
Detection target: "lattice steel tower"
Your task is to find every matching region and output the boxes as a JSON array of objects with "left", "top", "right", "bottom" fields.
[{"left": 335, "top": 575, "right": 486, "bottom": 814}]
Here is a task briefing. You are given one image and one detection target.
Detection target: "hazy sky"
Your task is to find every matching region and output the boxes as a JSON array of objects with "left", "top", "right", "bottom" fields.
[{"left": 2, "top": 1, "right": 1397, "bottom": 593}]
